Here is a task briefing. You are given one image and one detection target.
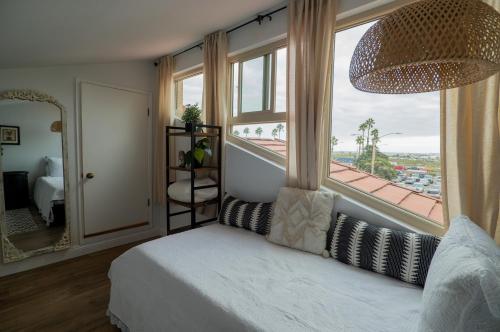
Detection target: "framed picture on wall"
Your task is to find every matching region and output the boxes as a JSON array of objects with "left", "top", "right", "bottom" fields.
[{"left": 0, "top": 125, "right": 20, "bottom": 145}]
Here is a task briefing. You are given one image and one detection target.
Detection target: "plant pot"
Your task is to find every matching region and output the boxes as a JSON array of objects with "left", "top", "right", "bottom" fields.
[{"left": 185, "top": 122, "right": 193, "bottom": 132}]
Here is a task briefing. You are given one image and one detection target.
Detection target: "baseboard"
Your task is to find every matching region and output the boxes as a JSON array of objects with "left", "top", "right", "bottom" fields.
[{"left": 0, "top": 227, "right": 162, "bottom": 277}]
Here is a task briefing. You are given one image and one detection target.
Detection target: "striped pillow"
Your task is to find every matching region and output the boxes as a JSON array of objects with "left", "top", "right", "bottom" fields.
[
  {"left": 218, "top": 195, "right": 274, "bottom": 235},
  {"left": 328, "top": 213, "right": 441, "bottom": 286}
]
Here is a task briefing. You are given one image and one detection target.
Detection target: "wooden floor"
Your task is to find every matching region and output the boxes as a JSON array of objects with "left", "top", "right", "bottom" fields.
[{"left": 0, "top": 239, "right": 154, "bottom": 332}]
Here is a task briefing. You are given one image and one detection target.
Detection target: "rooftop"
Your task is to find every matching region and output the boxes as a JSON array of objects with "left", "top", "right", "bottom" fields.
[{"left": 246, "top": 137, "right": 443, "bottom": 225}]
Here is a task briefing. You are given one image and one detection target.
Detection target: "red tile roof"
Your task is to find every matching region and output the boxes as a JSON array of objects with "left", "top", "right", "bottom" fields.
[{"left": 247, "top": 138, "right": 444, "bottom": 225}]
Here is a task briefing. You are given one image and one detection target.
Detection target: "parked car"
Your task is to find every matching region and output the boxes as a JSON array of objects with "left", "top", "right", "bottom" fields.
[
  {"left": 414, "top": 183, "right": 424, "bottom": 192},
  {"left": 405, "top": 178, "right": 415, "bottom": 185}
]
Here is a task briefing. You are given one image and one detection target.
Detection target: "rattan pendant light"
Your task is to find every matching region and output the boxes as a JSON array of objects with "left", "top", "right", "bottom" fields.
[{"left": 349, "top": 0, "right": 500, "bottom": 94}]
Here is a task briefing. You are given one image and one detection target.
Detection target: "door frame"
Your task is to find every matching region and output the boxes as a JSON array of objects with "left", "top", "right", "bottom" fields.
[{"left": 75, "top": 79, "right": 153, "bottom": 244}]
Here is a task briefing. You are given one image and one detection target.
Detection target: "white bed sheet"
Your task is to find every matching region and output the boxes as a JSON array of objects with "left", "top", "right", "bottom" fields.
[
  {"left": 33, "top": 176, "right": 64, "bottom": 225},
  {"left": 108, "top": 224, "right": 422, "bottom": 332}
]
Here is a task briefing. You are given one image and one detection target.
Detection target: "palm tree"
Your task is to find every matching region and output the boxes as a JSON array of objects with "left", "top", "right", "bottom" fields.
[
  {"left": 255, "top": 127, "right": 263, "bottom": 138},
  {"left": 243, "top": 127, "right": 250, "bottom": 137},
  {"left": 330, "top": 136, "right": 338, "bottom": 156},
  {"left": 365, "top": 118, "right": 375, "bottom": 146},
  {"left": 358, "top": 122, "right": 368, "bottom": 150},
  {"left": 271, "top": 128, "right": 278, "bottom": 139},
  {"left": 276, "top": 123, "right": 284, "bottom": 140},
  {"left": 355, "top": 135, "right": 364, "bottom": 161},
  {"left": 370, "top": 128, "right": 380, "bottom": 174},
  {"left": 233, "top": 130, "right": 240, "bottom": 136}
]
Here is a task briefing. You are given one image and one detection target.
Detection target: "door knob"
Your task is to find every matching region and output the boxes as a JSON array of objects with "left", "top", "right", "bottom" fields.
[{"left": 86, "top": 172, "right": 95, "bottom": 179}]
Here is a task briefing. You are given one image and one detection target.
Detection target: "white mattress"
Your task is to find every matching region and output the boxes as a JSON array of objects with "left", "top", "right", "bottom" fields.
[{"left": 108, "top": 224, "right": 422, "bottom": 332}]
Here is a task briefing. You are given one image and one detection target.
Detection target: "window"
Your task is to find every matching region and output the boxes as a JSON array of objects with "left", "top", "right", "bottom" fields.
[
  {"left": 175, "top": 71, "right": 203, "bottom": 118},
  {"left": 229, "top": 41, "right": 287, "bottom": 160},
  {"left": 327, "top": 21, "right": 443, "bottom": 226}
]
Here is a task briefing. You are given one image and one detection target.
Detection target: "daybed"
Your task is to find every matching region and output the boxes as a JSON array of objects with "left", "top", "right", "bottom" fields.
[{"left": 108, "top": 224, "right": 422, "bottom": 332}]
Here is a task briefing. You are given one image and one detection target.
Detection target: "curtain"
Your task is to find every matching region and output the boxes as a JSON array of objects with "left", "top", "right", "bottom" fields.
[
  {"left": 203, "top": 30, "right": 228, "bottom": 128},
  {"left": 286, "top": 0, "right": 337, "bottom": 190},
  {"left": 203, "top": 30, "right": 228, "bottom": 194},
  {"left": 154, "top": 55, "right": 175, "bottom": 204},
  {"left": 441, "top": 0, "right": 500, "bottom": 243}
]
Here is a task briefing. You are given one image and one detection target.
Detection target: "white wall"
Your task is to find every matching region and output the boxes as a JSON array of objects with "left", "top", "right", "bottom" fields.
[
  {"left": 0, "top": 61, "right": 158, "bottom": 276},
  {"left": 0, "top": 102, "right": 62, "bottom": 192},
  {"left": 225, "top": 142, "right": 418, "bottom": 233},
  {"left": 173, "top": 0, "right": 382, "bottom": 73}
]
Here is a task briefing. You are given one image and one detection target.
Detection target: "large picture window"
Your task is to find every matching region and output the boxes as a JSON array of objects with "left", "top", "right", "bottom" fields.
[
  {"left": 229, "top": 41, "right": 287, "bottom": 160},
  {"left": 328, "top": 21, "right": 443, "bottom": 225}
]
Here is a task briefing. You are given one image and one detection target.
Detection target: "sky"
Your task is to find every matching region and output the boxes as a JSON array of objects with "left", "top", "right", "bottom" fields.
[
  {"left": 331, "top": 22, "right": 440, "bottom": 154},
  {"left": 181, "top": 21, "right": 441, "bottom": 154}
]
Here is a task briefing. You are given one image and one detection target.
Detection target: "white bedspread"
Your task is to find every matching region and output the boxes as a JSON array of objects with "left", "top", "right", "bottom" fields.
[
  {"left": 33, "top": 176, "right": 64, "bottom": 225},
  {"left": 108, "top": 224, "right": 422, "bottom": 332}
]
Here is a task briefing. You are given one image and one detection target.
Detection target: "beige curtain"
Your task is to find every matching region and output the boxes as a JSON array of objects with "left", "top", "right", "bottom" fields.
[
  {"left": 286, "top": 0, "right": 337, "bottom": 190},
  {"left": 203, "top": 30, "right": 228, "bottom": 196},
  {"left": 441, "top": 0, "right": 500, "bottom": 243},
  {"left": 203, "top": 30, "right": 228, "bottom": 128},
  {"left": 154, "top": 55, "right": 175, "bottom": 204}
]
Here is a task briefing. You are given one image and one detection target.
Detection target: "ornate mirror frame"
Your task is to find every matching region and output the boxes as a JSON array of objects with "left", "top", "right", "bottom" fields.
[{"left": 0, "top": 90, "right": 71, "bottom": 263}]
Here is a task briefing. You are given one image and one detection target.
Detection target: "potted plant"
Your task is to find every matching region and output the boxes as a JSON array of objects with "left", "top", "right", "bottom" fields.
[
  {"left": 185, "top": 138, "right": 212, "bottom": 169},
  {"left": 182, "top": 103, "right": 202, "bottom": 132}
]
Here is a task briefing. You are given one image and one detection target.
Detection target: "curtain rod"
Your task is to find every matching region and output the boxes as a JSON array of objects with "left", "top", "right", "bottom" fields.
[{"left": 154, "top": 5, "right": 287, "bottom": 66}]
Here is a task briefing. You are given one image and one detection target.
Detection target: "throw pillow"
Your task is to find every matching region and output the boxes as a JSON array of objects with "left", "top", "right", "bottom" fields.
[
  {"left": 417, "top": 215, "right": 500, "bottom": 332},
  {"left": 267, "top": 187, "right": 335, "bottom": 255},
  {"left": 218, "top": 195, "right": 273, "bottom": 235},
  {"left": 329, "top": 213, "right": 441, "bottom": 286}
]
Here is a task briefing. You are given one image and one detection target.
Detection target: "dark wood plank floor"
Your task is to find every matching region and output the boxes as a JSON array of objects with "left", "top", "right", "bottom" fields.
[{"left": 0, "top": 238, "right": 155, "bottom": 332}]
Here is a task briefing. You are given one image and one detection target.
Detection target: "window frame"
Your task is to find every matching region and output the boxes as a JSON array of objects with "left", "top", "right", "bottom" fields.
[
  {"left": 173, "top": 66, "right": 204, "bottom": 119},
  {"left": 226, "top": 39, "right": 288, "bottom": 164},
  {"left": 322, "top": 12, "right": 445, "bottom": 236}
]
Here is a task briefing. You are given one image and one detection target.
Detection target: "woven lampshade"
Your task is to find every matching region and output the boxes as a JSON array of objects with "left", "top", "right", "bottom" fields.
[{"left": 349, "top": 0, "right": 500, "bottom": 94}]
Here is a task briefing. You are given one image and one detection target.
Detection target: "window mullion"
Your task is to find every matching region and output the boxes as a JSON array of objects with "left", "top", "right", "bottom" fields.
[{"left": 238, "top": 61, "right": 243, "bottom": 117}]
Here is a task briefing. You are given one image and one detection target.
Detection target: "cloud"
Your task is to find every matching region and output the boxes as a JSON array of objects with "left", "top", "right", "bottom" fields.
[{"left": 331, "top": 22, "right": 441, "bottom": 154}]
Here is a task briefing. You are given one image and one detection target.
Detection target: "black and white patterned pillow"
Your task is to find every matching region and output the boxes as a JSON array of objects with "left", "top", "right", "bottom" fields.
[
  {"left": 218, "top": 195, "right": 273, "bottom": 235},
  {"left": 327, "top": 213, "right": 441, "bottom": 286}
]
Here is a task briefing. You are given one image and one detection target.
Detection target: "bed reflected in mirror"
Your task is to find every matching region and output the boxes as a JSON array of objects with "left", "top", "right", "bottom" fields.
[{"left": 0, "top": 90, "right": 70, "bottom": 263}]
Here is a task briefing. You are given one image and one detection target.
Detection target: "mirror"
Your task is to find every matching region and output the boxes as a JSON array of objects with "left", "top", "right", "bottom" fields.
[{"left": 0, "top": 90, "right": 70, "bottom": 263}]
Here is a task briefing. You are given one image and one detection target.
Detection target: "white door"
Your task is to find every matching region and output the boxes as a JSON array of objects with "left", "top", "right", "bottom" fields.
[{"left": 80, "top": 82, "right": 151, "bottom": 237}]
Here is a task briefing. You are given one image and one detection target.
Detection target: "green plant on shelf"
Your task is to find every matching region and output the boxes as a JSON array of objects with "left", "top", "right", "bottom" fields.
[
  {"left": 182, "top": 103, "right": 202, "bottom": 132},
  {"left": 185, "top": 138, "right": 212, "bottom": 169}
]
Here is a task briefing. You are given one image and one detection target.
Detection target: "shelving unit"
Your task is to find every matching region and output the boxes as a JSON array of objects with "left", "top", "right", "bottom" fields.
[{"left": 165, "top": 124, "right": 222, "bottom": 235}]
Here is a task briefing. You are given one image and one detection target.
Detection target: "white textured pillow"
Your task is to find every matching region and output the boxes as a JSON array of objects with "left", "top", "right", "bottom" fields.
[
  {"left": 46, "top": 157, "right": 63, "bottom": 177},
  {"left": 267, "top": 187, "right": 335, "bottom": 255},
  {"left": 167, "top": 177, "right": 217, "bottom": 203},
  {"left": 418, "top": 215, "right": 500, "bottom": 332}
]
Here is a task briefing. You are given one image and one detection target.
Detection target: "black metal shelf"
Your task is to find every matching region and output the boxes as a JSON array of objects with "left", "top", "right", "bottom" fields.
[{"left": 165, "top": 124, "right": 222, "bottom": 235}]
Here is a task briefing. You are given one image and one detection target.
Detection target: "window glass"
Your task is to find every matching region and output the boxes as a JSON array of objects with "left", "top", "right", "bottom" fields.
[
  {"left": 175, "top": 73, "right": 203, "bottom": 117},
  {"left": 241, "top": 56, "right": 265, "bottom": 113},
  {"left": 329, "top": 21, "right": 443, "bottom": 224},
  {"left": 275, "top": 47, "right": 287, "bottom": 113},
  {"left": 232, "top": 122, "right": 287, "bottom": 156},
  {"left": 230, "top": 43, "right": 286, "bottom": 158}
]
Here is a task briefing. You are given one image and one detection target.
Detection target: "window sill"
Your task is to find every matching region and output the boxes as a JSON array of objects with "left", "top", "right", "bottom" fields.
[{"left": 226, "top": 134, "right": 286, "bottom": 167}]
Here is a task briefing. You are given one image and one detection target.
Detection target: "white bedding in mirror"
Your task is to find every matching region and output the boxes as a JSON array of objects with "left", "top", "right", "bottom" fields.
[
  {"left": 33, "top": 176, "right": 64, "bottom": 225},
  {"left": 108, "top": 224, "right": 422, "bottom": 332}
]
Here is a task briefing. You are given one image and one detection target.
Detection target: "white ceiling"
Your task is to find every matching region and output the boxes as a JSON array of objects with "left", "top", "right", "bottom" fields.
[{"left": 0, "top": 0, "right": 285, "bottom": 67}]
